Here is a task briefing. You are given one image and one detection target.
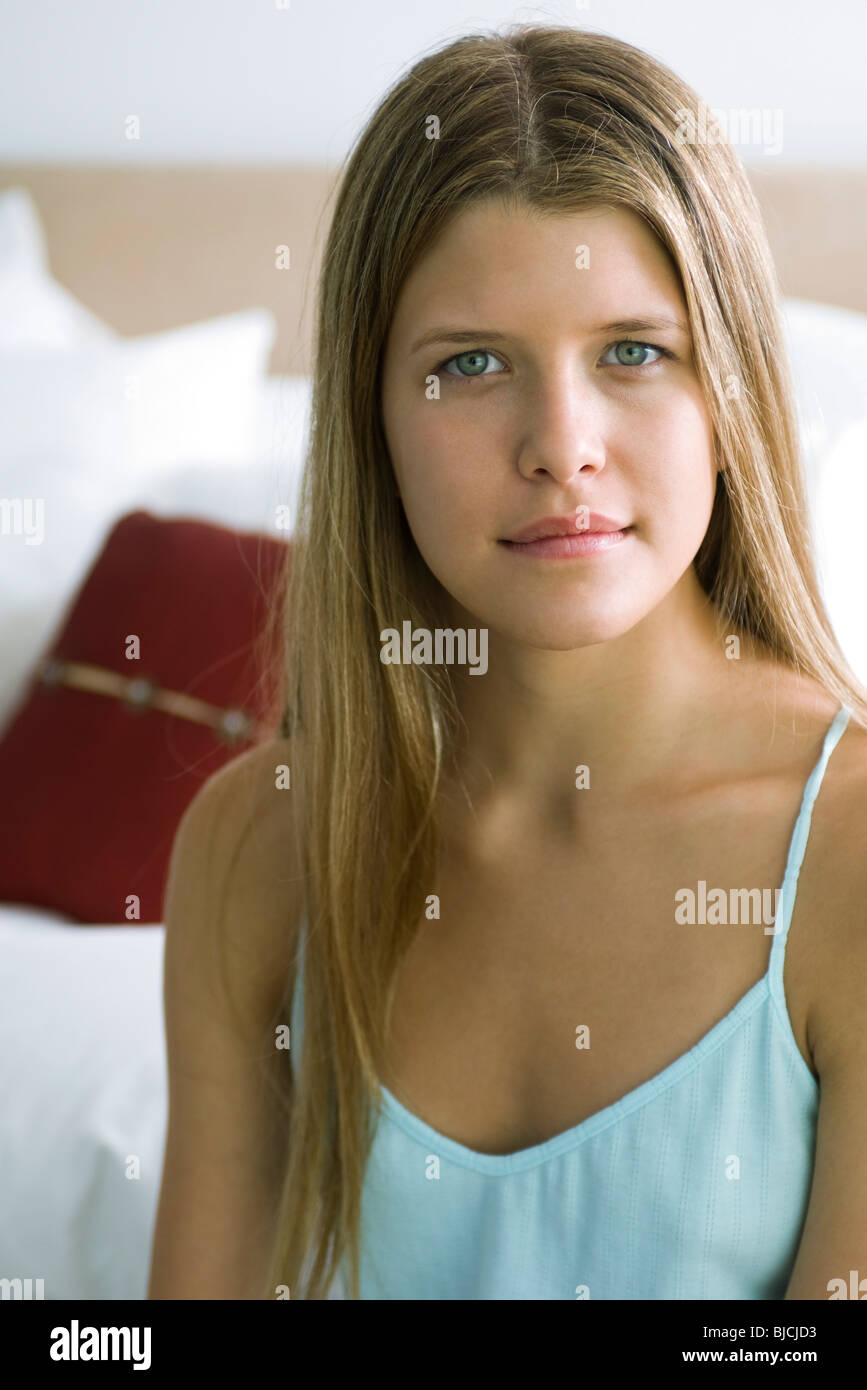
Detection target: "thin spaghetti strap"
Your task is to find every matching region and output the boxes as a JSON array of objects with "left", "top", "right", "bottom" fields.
[
  {"left": 289, "top": 914, "right": 308, "bottom": 1073},
  {"left": 768, "top": 703, "right": 852, "bottom": 1005}
]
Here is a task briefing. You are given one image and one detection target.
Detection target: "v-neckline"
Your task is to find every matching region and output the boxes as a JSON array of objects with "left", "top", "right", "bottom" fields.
[{"left": 374, "top": 970, "right": 777, "bottom": 1174}]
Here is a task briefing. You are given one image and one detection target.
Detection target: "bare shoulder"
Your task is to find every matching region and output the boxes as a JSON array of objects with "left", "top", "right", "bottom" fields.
[
  {"left": 181, "top": 734, "right": 296, "bottom": 839},
  {"left": 164, "top": 734, "right": 303, "bottom": 1031}
]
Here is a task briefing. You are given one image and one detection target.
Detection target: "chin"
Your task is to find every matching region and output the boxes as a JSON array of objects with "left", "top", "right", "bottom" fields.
[{"left": 481, "top": 604, "right": 647, "bottom": 652}]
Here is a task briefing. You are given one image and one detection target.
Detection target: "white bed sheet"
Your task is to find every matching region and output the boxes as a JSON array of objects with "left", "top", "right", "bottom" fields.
[{"left": 0, "top": 904, "right": 167, "bottom": 1299}]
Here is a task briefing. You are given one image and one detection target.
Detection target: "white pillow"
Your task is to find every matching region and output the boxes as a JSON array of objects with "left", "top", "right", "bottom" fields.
[
  {"left": 0, "top": 307, "right": 277, "bottom": 479},
  {"left": 0, "top": 186, "right": 276, "bottom": 479},
  {"left": 131, "top": 373, "right": 312, "bottom": 533},
  {"left": 814, "top": 418, "right": 867, "bottom": 686},
  {"left": 0, "top": 327, "right": 282, "bottom": 741},
  {"left": 780, "top": 299, "right": 867, "bottom": 684},
  {"left": 0, "top": 187, "right": 115, "bottom": 347},
  {"left": 0, "top": 907, "right": 168, "bottom": 1299},
  {"left": 781, "top": 298, "right": 867, "bottom": 514}
]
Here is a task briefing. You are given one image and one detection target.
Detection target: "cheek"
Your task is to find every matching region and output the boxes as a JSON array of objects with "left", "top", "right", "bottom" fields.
[
  {"left": 391, "top": 398, "right": 495, "bottom": 541},
  {"left": 636, "top": 402, "right": 716, "bottom": 528}
]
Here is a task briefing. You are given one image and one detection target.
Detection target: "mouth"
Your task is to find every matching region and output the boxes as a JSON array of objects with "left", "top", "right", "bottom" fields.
[{"left": 498, "top": 525, "right": 634, "bottom": 558}]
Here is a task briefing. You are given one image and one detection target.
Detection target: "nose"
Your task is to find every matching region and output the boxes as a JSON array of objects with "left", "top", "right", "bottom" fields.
[{"left": 516, "top": 362, "right": 607, "bottom": 486}]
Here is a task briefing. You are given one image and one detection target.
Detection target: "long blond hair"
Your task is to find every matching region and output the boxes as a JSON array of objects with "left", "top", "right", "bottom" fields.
[{"left": 255, "top": 23, "right": 867, "bottom": 1300}]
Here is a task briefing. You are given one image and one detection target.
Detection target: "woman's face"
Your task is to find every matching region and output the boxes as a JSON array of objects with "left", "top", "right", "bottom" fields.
[{"left": 380, "top": 199, "right": 719, "bottom": 648}]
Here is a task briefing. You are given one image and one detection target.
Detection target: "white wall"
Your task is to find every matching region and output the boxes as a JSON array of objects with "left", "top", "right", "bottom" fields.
[{"left": 0, "top": 0, "right": 865, "bottom": 167}]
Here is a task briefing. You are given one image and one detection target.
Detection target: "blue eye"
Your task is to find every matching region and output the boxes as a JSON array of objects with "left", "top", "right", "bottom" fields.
[
  {"left": 438, "top": 349, "right": 506, "bottom": 380},
  {"left": 433, "top": 339, "right": 672, "bottom": 384},
  {"left": 601, "top": 340, "right": 669, "bottom": 370}
]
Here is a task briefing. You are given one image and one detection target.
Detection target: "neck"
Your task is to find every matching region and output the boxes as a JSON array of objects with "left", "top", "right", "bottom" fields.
[{"left": 439, "top": 567, "right": 772, "bottom": 824}]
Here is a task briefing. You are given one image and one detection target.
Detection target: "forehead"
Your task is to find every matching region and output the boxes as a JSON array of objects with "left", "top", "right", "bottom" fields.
[{"left": 386, "top": 200, "right": 686, "bottom": 345}]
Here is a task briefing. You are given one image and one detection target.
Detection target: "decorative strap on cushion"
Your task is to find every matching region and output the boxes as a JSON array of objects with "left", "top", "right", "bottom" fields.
[{"left": 37, "top": 657, "right": 260, "bottom": 745}]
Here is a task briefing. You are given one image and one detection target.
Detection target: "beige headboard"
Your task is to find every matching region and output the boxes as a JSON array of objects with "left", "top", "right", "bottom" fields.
[{"left": 2, "top": 162, "right": 865, "bottom": 375}]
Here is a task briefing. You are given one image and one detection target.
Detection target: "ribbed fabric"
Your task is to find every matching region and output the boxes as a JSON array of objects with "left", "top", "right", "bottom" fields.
[{"left": 291, "top": 703, "right": 851, "bottom": 1299}]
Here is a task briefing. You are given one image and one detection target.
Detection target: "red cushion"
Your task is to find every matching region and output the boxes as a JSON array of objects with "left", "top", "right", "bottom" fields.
[{"left": 0, "top": 510, "right": 291, "bottom": 923}]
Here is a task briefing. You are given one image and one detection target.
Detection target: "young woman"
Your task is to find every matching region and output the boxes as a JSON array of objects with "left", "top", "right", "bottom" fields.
[{"left": 148, "top": 26, "right": 867, "bottom": 1301}]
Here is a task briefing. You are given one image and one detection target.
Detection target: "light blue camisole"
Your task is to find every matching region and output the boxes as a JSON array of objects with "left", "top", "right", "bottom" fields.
[{"left": 290, "top": 704, "right": 851, "bottom": 1299}]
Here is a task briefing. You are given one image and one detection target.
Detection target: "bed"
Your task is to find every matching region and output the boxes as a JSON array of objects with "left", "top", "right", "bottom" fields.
[{"left": 0, "top": 161, "right": 865, "bottom": 1300}]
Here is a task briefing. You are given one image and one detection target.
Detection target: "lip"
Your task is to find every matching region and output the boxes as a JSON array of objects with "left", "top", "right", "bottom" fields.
[
  {"left": 500, "top": 529, "right": 632, "bottom": 559},
  {"left": 502, "top": 512, "right": 630, "bottom": 543}
]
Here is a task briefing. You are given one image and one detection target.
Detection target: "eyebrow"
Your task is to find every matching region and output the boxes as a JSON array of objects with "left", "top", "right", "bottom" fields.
[{"left": 409, "top": 315, "right": 690, "bottom": 355}]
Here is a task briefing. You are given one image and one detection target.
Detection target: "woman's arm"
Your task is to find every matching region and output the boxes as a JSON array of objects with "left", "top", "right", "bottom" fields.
[
  {"left": 147, "top": 737, "right": 300, "bottom": 1299},
  {"left": 784, "top": 759, "right": 867, "bottom": 1300}
]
